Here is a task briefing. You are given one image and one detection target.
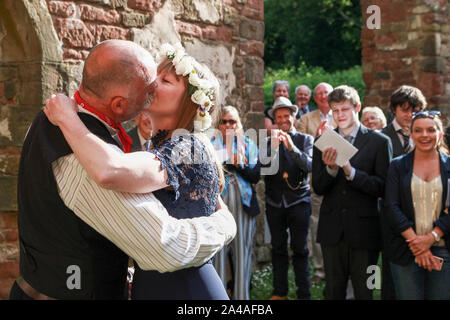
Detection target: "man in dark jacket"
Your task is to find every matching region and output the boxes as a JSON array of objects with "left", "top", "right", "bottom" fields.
[
  {"left": 312, "top": 85, "right": 392, "bottom": 300},
  {"left": 263, "top": 97, "right": 314, "bottom": 300},
  {"left": 127, "top": 111, "right": 152, "bottom": 152}
]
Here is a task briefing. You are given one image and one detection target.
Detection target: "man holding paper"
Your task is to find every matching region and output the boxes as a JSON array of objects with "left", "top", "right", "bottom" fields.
[{"left": 312, "top": 85, "right": 392, "bottom": 300}]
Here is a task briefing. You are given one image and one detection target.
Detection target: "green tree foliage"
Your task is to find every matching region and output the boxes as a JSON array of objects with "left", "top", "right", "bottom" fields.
[
  {"left": 264, "top": 64, "right": 364, "bottom": 108},
  {"left": 264, "top": 0, "right": 362, "bottom": 72}
]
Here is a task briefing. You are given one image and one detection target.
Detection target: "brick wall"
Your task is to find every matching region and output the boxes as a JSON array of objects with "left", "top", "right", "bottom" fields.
[{"left": 361, "top": 0, "right": 449, "bottom": 117}]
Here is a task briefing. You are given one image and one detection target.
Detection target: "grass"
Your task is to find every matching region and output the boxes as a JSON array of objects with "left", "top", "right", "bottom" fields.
[{"left": 250, "top": 258, "right": 382, "bottom": 300}]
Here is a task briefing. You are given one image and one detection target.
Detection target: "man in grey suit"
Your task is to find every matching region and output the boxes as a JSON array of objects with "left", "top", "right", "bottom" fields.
[{"left": 127, "top": 111, "right": 152, "bottom": 152}]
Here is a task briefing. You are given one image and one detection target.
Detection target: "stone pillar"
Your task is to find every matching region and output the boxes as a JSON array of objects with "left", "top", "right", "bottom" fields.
[{"left": 361, "top": 0, "right": 449, "bottom": 119}]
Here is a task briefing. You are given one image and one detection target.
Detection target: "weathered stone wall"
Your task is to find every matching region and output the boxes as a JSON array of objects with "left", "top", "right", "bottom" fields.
[
  {"left": 361, "top": 0, "right": 449, "bottom": 118},
  {"left": 0, "top": 0, "right": 265, "bottom": 299}
]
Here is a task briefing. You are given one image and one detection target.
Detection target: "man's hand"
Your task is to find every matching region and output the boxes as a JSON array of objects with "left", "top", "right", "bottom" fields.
[
  {"left": 278, "top": 131, "right": 294, "bottom": 151},
  {"left": 322, "top": 147, "right": 338, "bottom": 170},
  {"left": 316, "top": 120, "right": 329, "bottom": 137},
  {"left": 44, "top": 93, "right": 78, "bottom": 127},
  {"left": 342, "top": 160, "right": 353, "bottom": 177},
  {"left": 270, "top": 129, "right": 281, "bottom": 150}
]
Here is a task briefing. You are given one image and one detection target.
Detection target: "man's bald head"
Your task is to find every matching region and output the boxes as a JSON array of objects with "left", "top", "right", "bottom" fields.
[{"left": 81, "top": 40, "right": 156, "bottom": 100}]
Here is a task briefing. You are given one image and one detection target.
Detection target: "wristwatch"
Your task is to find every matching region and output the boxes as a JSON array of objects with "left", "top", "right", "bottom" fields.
[{"left": 431, "top": 230, "right": 441, "bottom": 242}]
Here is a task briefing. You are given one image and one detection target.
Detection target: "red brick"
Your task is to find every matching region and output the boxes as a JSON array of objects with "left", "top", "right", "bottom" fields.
[
  {"left": 202, "top": 26, "right": 233, "bottom": 43},
  {"left": 47, "top": 1, "right": 76, "bottom": 18},
  {"left": 419, "top": 72, "right": 445, "bottom": 96},
  {"left": 0, "top": 262, "right": 19, "bottom": 279},
  {"left": 250, "top": 101, "right": 264, "bottom": 112},
  {"left": 53, "top": 18, "right": 95, "bottom": 49},
  {"left": 363, "top": 73, "right": 374, "bottom": 86},
  {"left": 247, "top": 40, "right": 264, "bottom": 57},
  {"left": 0, "top": 278, "right": 15, "bottom": 300},
  {"left": 86, "top": 23, "right": 129, "bottom": 42},
  {"left": 63, "top": 48, "right": 83, "bottom": 60},
  {"left": 241, "top": 7, "right": 263, "bottom": 21},
  {"left": 79, "top": 5, "right": 121, "bottom": 25},
  {"left": 3, "top": 230, "right": 18, "bottom": 242},
  {"left": 175, "top": 21, "right": 202, "bottom": 38},
  {"left": 127, "top": 0, "right": 163, "bottom": 12},
  {"left": 0, "top": 213, "right": 17, "bottom": 229},
  {"left": 247, "top": 0, "right": 263, "bottom": 11}
]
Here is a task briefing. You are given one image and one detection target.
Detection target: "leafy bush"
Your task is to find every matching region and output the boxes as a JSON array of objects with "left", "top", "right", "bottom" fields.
[{"left": 264, "top": 64, "right": 365, "bottom": 109}]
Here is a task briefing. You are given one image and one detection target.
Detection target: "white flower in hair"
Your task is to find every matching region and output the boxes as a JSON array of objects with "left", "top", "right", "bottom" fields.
[
  {"left": 194, "top": 109, "right": 212, "bottom": 131},
  {"left": 161, "top": 43, "right": 176, "bottom": 59},
  {"left": 191, "top": 90, "right": 209, "bottom": 106},
  {"left": 175, "top": 56, "right": 195, "bottom": 77}
]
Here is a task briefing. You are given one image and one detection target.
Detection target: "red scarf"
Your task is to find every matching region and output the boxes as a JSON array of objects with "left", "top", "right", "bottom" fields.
[{"left": 73, "top": 90, "right": 132, "bottom": 153}]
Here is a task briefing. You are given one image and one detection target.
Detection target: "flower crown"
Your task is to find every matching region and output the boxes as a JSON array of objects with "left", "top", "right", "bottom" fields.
[{"left": 161, "top": 43, "right": 218, "bottom": 131}]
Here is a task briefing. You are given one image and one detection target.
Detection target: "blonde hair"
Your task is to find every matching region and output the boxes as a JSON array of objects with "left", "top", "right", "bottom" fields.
[
  {"left": 156, "top": 57, "right": 225, "bottom": 192},
  {"left": 361, "top": 106, "right": 387, "bottom": 128},
  {"left": 218, "top": 105, "right": 244, "bottom": 136}
]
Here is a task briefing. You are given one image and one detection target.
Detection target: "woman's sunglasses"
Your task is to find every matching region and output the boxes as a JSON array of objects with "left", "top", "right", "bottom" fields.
[
  {"left": 412, "top": 110, "right": 441, "bottom": 119},
  {"left": 219, "top": 119, "right": 237, "bottom": 125}
]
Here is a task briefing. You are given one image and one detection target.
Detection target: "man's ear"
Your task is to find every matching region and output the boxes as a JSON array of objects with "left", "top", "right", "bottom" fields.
[
  {"left": 355, "top": 104, "right": 361, "bottom": 113},
  {"left": 110, "top": 96, "right": 128, "bottom": 116}
]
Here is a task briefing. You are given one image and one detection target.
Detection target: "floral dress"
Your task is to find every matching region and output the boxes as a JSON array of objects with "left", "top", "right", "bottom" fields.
[{"left": 130, "top": 134, "right": 228, "bottom": 300}]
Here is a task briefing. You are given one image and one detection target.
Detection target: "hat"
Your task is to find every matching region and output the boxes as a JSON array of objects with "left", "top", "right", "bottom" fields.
[{"left": 268, "top": 97, "right": 298, "bottom": 119}]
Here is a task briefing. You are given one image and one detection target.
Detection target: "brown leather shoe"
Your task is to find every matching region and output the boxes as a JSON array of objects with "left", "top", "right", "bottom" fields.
[{"left": 269, "top": 295, "right": 288, "bottom": 300}]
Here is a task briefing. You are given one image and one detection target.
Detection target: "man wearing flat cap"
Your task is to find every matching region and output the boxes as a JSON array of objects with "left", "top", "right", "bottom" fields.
[{"left": 263, "top": 97, "right": 314, "bottom": 300}]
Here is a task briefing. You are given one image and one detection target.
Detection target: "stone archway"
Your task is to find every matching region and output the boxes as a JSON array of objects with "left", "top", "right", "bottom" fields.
[{"left": 0, "top": 0, "right": 63, "bottom": 298}]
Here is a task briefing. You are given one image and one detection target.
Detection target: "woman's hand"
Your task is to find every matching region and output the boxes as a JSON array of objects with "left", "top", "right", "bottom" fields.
[
  {"left": 407, "top": 234, "right": 435, "bottom": 256},
  {"left": 44, "top": 93, "right": 78, "bottom": 127},
  {"left": 414, "top": 250, "right": 440, "bottom": 272}
]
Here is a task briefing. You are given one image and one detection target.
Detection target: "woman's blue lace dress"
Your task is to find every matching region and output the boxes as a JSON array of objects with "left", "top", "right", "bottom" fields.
[{"left": 130, "top": 134, "right": 228, "bottom": 300}]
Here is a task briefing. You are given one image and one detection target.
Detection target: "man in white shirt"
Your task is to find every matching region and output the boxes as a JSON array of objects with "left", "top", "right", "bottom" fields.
[
  {"left": 10, "top": 40, "right": 236, "bottom": 300},
  {"left": 295, "top": 82, "right": 335, "bottom": 284}
]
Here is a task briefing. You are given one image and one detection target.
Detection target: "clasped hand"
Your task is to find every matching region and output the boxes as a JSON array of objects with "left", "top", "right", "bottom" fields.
[
  {"left": 408, "top": 234, "right": 440, "bottom": 271},
  {"left": 271, "top": 129, "right": 294, "bottom": 151}
]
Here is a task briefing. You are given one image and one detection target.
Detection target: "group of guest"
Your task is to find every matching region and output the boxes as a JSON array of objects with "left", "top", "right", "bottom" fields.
[{"left": 260, "top": 81, "right": 449, "bottom": 300}]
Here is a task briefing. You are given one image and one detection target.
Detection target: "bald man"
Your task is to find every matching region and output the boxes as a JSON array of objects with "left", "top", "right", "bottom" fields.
[{"left": 11, "top": 40, "right": 236, "bottom": 300}]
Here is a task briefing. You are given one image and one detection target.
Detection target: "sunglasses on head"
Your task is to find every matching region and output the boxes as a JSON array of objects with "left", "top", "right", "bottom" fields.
[
  {"left": 412, "top": 110, "right": 441, "bottom": 119},
  {"left": 219, "top": 119, "right": 237, "bottom": 125}
]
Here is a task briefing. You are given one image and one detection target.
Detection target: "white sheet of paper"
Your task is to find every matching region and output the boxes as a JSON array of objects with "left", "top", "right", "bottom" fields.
[{"left": 314, "top": 128, "right": 359, "bottom": 166}]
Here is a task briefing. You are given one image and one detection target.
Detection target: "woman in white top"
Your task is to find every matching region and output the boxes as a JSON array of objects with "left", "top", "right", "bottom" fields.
[{"left": 384, "top": 111, "right": 450, "bottom": 300}]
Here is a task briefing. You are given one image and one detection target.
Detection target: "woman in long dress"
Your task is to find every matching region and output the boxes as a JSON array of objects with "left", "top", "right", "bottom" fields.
[{"left": 211, "top": 106, "right": 260, "bottom": 300}]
